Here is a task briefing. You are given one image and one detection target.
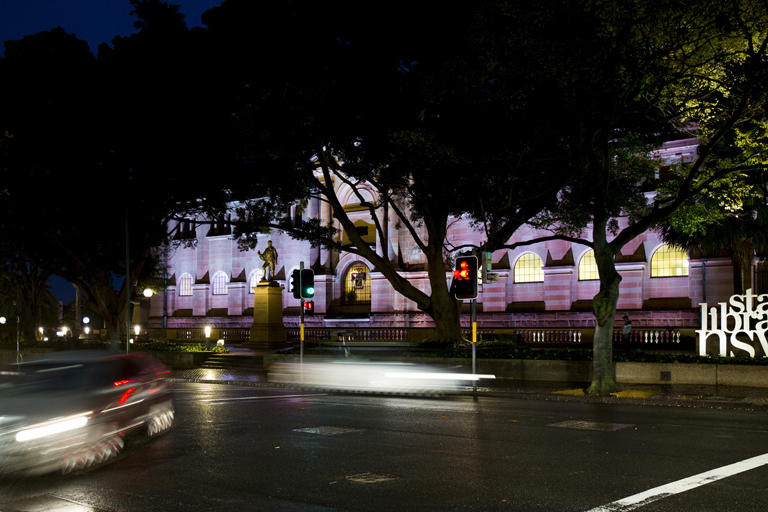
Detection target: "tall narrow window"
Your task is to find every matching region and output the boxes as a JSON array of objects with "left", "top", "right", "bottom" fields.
[
  {"left": 514, "top": 253, "right": 544, "bottom": 283},
  {"left": 212, "top": 271, "right": 229, "bottom": 295},
  {"left": 578, "top": 250, "right": 599, "bottom": 281},
  {"left": 651, "top": 245, "right": 689, "bottom": 277},
  {"left": 178, "top": 273, "right": 193, "bottom": 296},
  {"left": 344, "top": 262, "right": 371, "bottom": 304}
]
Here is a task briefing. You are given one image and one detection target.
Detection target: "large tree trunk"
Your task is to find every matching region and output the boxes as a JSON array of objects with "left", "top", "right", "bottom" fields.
[
  {"left": 588, "top": 221, "right": 621, "bottom": 396},
  {"left": 425, "top": 268, "right": 464, "bottom": 342},
  {"left": 317, "top": 164, "right": 465, "bottom": 344},
  {"left": 105, "top": 314, "right": 123, "bottom": 347},
  {"left": 422, "top": 226, "right": 464, "bottom": 344},
  {"left": 731, "top": 240, "right": 754, "bottom": 294}
]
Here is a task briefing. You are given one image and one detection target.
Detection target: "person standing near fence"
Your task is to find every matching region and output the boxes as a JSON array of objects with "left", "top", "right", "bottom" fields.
[{"left": 622, "top": 315, "right": 632, "bottom": 342}]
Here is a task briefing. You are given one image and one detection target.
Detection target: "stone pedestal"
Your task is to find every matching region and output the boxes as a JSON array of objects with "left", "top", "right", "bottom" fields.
[{"left": 250, "top": 281, "right": 287, "bottom": 343}]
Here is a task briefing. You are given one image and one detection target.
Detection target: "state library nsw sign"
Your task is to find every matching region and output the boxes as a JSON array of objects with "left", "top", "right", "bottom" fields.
[{"left": 696, "top": 289, "right": 768, "bottom": 358}]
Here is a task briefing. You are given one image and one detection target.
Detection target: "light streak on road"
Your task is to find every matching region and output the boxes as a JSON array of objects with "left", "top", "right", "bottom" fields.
[{"left": 199, "top": 393, "right": 326, "bottom": 403}]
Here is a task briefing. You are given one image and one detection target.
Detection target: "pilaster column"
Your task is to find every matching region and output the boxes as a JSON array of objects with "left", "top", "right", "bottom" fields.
[{"left": 320, "top": 196, "right": 333, "bottom": 269}]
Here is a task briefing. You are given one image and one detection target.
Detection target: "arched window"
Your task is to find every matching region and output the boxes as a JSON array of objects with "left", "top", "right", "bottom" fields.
[
  {"left": 578, "top": 250, "right": 599, "bottom": 281},
  {"left": 212, "top": 271, "right": 229, "bottom": 295},
  {"left": 514, "top": 253, "right": 544, "bottom": 283},
  {"left": 178, "top": 273, "right": 193, "bottom": 296},
  {"left": 651, "top": 245, "right": 689, "bottom": 277},
  {"left": 344, "top": 262, "right": 371, "bottom": 304},
  {"left": 248, "top": 269, "right": 264, "bottom": 294}
]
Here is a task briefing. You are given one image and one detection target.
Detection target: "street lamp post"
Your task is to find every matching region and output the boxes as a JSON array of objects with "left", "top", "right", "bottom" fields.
[
  {"left": 12, "top": 299, "right": 20, "bottom": 364},
  {"left": 125, "top": 207, "right": 131, "bottom": 354},
  {"left": 81, "top": 316, "right": 90, "bottom": 340},
  {"left": 0, "top": 316, "right": 6, "bottom": 353},
  {"left": 204, "top": 324, "right": 212, "bottom": 349}
]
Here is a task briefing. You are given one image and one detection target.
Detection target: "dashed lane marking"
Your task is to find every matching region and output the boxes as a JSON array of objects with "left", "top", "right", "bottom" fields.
[
  {"left": 293, "top": 426, "right": 362, "bottom": 435},
  {"left": 549, "top": 420, "right": 633, "bottom": 432},
  {"left": 345, "top": 472, "right": 397, "bottom": 484},
  {"left": 586, "top": 452, "right": 768, "bottom": 512}
]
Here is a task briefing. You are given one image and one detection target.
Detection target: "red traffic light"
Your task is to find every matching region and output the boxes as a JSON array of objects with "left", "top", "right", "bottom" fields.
[
  {"left": 453, "top": 263, "right": 471, "bottom": 280},
  {"left": 453, "top": 255, "right": 478, "bottom": 299}
]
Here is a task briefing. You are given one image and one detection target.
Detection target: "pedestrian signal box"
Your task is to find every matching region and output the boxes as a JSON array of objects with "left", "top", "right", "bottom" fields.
[
  {"left": 453, "top": 256, "right": 478, "bottom": 300},
  {"left": 290, "top": 269, "right": 301, "bottom": 299},
  {"left": 303, "top": 300, "right": 314, "bottom": 315}
]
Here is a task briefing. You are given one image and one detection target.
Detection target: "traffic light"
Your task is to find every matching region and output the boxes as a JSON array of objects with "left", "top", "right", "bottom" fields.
[
  {"left": 300, "top": 269, "right": 315, "bottom": 299},
  {"left": 290, "top": 269, "right": 301, "bottom": 299},
  {"left": 453, "top": 256, "right": 478, "bottom": 299},
  {"left": 303, "top": 300, "right": 314, "bottom": 315}
]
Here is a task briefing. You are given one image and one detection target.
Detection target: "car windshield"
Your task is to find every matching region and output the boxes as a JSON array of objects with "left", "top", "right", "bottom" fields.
[{"left": 0, "top": 361, "right": 116, "bottom": 395}]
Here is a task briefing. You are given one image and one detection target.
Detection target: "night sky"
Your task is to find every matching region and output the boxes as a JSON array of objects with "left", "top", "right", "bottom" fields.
[
  {"left": 0, "top": 0, "right": 222, "bottom": 301},
  {"left": 0, "top": 0, "right": 222, "bottom": 55}
]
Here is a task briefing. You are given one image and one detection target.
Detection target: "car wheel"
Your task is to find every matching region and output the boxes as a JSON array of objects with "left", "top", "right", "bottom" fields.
[
  {"left": 146, "top": 401, "right": 174, "bottom": 438},
  {"left": 61, "top": 425, "right": 124, "bottom": 474}
]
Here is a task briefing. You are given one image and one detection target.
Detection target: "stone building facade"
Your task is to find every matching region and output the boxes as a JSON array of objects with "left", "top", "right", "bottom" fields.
[{"left": 146, "top": 138, "right": 744, "bottom": 339}]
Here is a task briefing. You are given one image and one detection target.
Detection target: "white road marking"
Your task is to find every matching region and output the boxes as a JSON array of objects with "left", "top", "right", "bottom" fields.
[
  {"left": 586, "top": 452, "right": 768, "bottom": 512},
  {"left": 200, "top": 393, "right": 326, "bottom": 403},
  {"left": 345, "top": 472, "right": 397, "bottom": 483},
  {"left": 293, "top": 426, "right": 361, "bottom": 435},
  {"left": 549, "top": 420, "right": 633, "bottom": 432}
]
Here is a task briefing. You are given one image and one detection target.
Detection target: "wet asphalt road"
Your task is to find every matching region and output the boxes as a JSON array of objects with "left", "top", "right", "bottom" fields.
[{"left": 1, "top": 382, "right": 768, "bottom": 511}]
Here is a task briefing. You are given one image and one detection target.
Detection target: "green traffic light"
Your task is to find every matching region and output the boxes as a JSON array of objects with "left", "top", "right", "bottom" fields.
[{"left": 305, "top": 287, "right": 315, "bottom": 296}]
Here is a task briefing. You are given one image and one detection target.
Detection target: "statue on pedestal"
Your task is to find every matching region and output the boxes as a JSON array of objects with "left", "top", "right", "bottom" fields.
[
  {"left": 251, "top": 239, "right": 286, "bottom": 343},
  {"left": 258, "top": 240, "right": 278, "bottom": 282}
]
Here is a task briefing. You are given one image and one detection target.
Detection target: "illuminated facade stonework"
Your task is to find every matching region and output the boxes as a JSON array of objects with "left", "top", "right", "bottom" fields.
[{"left": 147, "top": 138, "right": 748, "bottom": 335}]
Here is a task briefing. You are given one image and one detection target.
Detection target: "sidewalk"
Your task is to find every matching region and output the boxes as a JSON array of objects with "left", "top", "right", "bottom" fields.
[{"left": 171, "top": 365, "right": 768, "bottom": 412}]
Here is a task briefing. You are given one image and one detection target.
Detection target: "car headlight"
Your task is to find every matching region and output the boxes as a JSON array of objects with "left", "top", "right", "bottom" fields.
[{"left": 15, "top": 413, "right": 90, "bottom": 443}]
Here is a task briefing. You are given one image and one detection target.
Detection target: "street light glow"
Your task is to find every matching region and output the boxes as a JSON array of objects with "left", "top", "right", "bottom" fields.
[
  {"left": 204, "top": 325, "right": 212, "bottom": 338},
  {"left": 82, "top": 316, "right": 90, "bottom": 324},
  {"left": 0, "top": 316, "right": 6, "bottom": 325},
  {"left": 143, "top": 288, "right": 154, "bottom": 298},
  {"left": 134, "top": 324, "right": 141, "bottom": 336}
]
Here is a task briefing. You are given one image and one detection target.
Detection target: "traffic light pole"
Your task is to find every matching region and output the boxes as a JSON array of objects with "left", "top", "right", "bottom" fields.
[
  {"left": 471, "top": 298, "right": 477, "bottom": 397},
  {"left": 299, "top": 261, "right": 304, "bottom": 366}
]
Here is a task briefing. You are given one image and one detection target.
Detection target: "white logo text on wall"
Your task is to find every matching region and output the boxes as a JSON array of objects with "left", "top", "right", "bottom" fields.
[{"left": 696, "top": 289, "right": 768, "bottom": 358}]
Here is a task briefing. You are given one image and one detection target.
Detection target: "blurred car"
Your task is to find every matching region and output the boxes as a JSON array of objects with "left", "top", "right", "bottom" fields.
[
  {"left": 0, "top": 350, "right": 174, "bottom": 476},
  {"left": 269, "top": 359, "right": 494, "bottom": 395}
]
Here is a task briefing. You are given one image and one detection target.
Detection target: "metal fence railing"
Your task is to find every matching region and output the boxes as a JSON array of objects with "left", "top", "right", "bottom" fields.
[
  {"left": 152, "top": 326, "right": 688, "bottom": 347},
  {"left": 286, "top": 328, "right": 409, "bottom": 342},
  {"left": 613, "top": 329, "right": 682, "bottom": 345}
]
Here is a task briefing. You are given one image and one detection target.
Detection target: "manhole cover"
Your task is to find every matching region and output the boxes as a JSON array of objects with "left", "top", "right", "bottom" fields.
[
  {"left": 293, "top": 426, "right": 361, "bottom": 435},
  {"left": 345, "top": 472, "right": 397, "bottom": 484},
  {"left": 548, "top": 420, "right": 633, "bottom": 432}
]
